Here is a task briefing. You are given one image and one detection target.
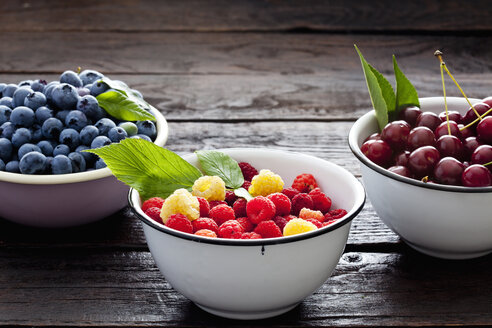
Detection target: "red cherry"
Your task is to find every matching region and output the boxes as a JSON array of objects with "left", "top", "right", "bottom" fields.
[
  {"left": 436, "top": 135, "right": 464, "bottom": 161},
  {"left": 463, "top": 137, "right": 483, "bottom": 158},
  {"left": 364, "top": 132, "right": 381, "bottom": 142},
  {"left": 458, "top": 124, "right": 475, "bottom": 140},
  {"left": 416, "top": 111, "right": 442, "bottom": 131},
  {"left": 381, "top": 120, "right": 411, "bottom": 151},
  {"left": 471, "top": 145, "right": 492, "bottom": 170},
  {"left": 482, "top": 96, "right": 492, "bottom": 107},
  {"left": 462, "top": 102, "right": 491, "bottom": 125},
  {"left": 439, "top": 110, "right": 462, "bottom": 124},
  {"left": 388, "top": 165, "right": 412, "bottom": 178},
  {"left": 394, "top": 150, "right": 410, "bottom": 166},
  {"left": 433, "top": 157, "right": 465, "bottom": 186},
  {"left": 408, "top": 146, "right": 441, "bottom": 178},
  {"left": 398, "top": 106, "right": 422, "bottom": 126},
  {"left": 360, "top": 139, "right": 392, "bottom": 167},
  {"left": 407, "top": 126, "right": 436, "bottom": 150},
  {"left": 476, "top": 116, "right": 492, "bottom": 144},
  {"left": 462, "top": 164, "right": 492, "bottom": 187},
  {"left": 434, "top": 120, "right": 462, "bottom": 140}
]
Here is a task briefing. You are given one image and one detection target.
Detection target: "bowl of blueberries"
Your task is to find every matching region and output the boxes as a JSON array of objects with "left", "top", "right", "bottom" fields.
[{"left": 0, "top": 69, "right": 168, "bottom": 227}]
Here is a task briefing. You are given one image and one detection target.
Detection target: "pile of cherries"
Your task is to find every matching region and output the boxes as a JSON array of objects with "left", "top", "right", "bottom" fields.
[{"left": 361, "top": 97, "right": 492, "bottom": 187}]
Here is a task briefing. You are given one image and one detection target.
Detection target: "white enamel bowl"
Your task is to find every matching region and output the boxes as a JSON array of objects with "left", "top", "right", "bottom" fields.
[
  {"left": 129, "top": 148, "right": 365, "bottom": 320},
  {"left": 0, "top": 106, "right": 168, "bottom": 228},
  {"left": 349, "top": 97, "right": 492, "bottom": 259}
]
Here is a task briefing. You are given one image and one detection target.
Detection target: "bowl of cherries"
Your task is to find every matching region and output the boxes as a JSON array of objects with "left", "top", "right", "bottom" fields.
[{"left": 349, "top": 48, "right": 492, "bottom": 259}]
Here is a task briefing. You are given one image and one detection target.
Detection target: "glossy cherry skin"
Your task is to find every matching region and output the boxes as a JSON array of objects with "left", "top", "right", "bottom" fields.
[
  {"left": 416, "top": 111, "right": 441, "bottom": 131},
  {"left": 407, "top": 126, "right": 436, "bottom": 150},
  {"left": 458, "top": 124, "right": 475, "bottom": 140},
  {"left": 394, "top": 150, "right": 410, "bottom": 166},
  {"left": 463, "top": 137, "right": 483, "bottom": 158},
  {"left": 462, "top": 102, "right": 491, "bottom": 125},
  {"left": 436, "top": 135, "right": 464, "bottom": 161},
  {"left": 364, "top": 132, "right": 381, "bottom": 142},
  {"left": 408, "top": 146, "right": 440, "bottom": 178},
  {"left": 388, "top": 165, "right": 412, "bottom": 178},
  {"left": 462, "top": 164, "right": 492, "bottom": 187},
  {"left": 482, "top": 96, "right": 492, "bottom": 108},
  {"left": 439, "top": 110, "right": 462, "bottom": 124},
  {"left": 398, "top": 106, "right": 422, "bottom": 127},
  {"left": 381, "top": 120, "right": 411, "bottom": 151},
  {"left": 471, "top": 145, "right": 492, "bottom": 170},
  {"left": 361, "top": 139, "right": 392, "bottom": 168},
  {"left": 433, "top": 157, "right": 465, "bottom": 185},
  {"left": 476, "top": 116, "right": 492, "bottom": 144},
  {"left": 434, "top": 120, "right": 462, "bottom": 140}
]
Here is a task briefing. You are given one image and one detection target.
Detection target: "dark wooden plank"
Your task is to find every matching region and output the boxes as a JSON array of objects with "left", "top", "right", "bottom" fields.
[
  {"left": 1, "top": 0, "right": 492, "bottom": 33},
  {"left": 1, "top": 249, "right": 490, "bottom": 326}
]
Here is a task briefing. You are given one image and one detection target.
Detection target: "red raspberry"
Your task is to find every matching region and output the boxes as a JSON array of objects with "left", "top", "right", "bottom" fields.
[
  {"left": 308, "top": 188, "right": 332, "bottom": 213},
  {"left": 144, "top": 207, "right": 162, "bottom": 223},
  {"left": 305, "top": 218, "right": 322, "bottom": 228},
  {"left": 292, "top": 173, "right": 318, "bottom": 193},
  {"left": 267, "top": 192, "right": 291, "bottom": 216},
  {"left": 218, "top": 220, "right": 244, "bottom": 239},
  {"left": 322, "top": 219, "right": 338, "bottom": 227},
  {"left": 246, "top": 196, "right": 276, "bottom": 224},
  {"left": 232, "top": 198, "right": 247, "bottom": 217},
  {"left": 291, "top": 193, "right": 314, "bottom": 215},
  {"left": 142, "top": 197, "right": 165, "bottom": 212},
  {"left": 272, "top": 215, "right": 288, "bottom": 231},
  {"left": 237, "top": 217, "right": 254, "bottom": 232},
  {"left": 166, "top": 214, "right": 193, "bottom": 234},
  {"left": 254, "top": 220, "right": 282, "bottom": 238},
  {"left": 282, "top": 187, "right": 300, "bottom": 200},
  {"left": 284, "top": 214, "right": 297, "bottom": 222},
  {"left": 238, "top": 162, "right": 259, "bottom": 181},
  {"left": 197, "top": 196, "right": 210, "bottom": 217},
  {"left": 192, "top": 217, "right": 219, "bottom": 234},
  {"left": 209, "top": 200, "right": 227, "bottom": 209},
  {"left": 242, "top": 181, "right": 252, "bottom": 190},
  {"left": 209, "top": 204, "right": 235, "bottom": 226},
  {"left": 240, "top": 232, "right": 262, "bottom": 239},
  {"left": 327, "top": 209, "right": 348, "bottom": 220},
  {"left": 225, "top": 190, "right": 237, "bottom": 206},
  {"left": 195, "top": 229, "right": 217, "bottom": 238}
]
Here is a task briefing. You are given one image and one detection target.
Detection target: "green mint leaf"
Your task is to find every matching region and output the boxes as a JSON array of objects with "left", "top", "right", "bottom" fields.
[
  {"left": 85, "top": 138, "right": 203, "bottom": 200},
  {"left": 393, "top": 55, "right": 420, "bottom": 117},
  {"left": 195, "top": 150, "right": 244, "bottom": 189},
  {"left": 355, "top": 45, "right": 394, "bottom": 130},
  {"left": 234, "top": 187, "right": 253, "bottom": 201},
  {"left": 97, "top": 90, "right": 156, "bottom": 122}
]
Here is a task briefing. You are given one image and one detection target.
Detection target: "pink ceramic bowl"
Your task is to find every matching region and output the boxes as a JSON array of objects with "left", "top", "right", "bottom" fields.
[{"left": 0, "top": 106, "right": 168, "bottom": 228}]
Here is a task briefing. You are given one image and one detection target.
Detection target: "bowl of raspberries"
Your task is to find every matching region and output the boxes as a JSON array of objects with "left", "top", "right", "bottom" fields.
[
  {"left": 129, "top": 148, "right": 365, "bottom": 320},
  {"left": 349, "top": 97, "right": 492, "bottom": 259},
  {"left": 0, "top": 70, "right": 168, "bottom": 227}
]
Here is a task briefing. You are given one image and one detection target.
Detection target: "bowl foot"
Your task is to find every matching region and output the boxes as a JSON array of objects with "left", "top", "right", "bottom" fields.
[
  {"left": 405, "top": 240, "right": 492, "bottom": 260},
  {"left": 194, "top": 302, "right": 298, "bottom": 320}
]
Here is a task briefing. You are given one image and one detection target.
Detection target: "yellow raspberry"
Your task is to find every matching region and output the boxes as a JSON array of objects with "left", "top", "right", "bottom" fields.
[
  {"left": 191, "top": 175, "right": 226, "bottom": 201},
  {"left": 248, "top": 169, "right": 284, "bottom": 197},
  {"left": 283, "top": 218, "right": 318, "bottom": 236},
  {"left": 160, "top": 188, "right": 200, "bottom": 223},
  {"left": 299, "top": 208, "right": 324, "bottom": 222}
]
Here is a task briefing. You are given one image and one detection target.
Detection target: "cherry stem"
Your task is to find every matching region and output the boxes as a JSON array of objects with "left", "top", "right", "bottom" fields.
[
  {"left": 460, "top": 107, "right": 492, "bottom": 131},
  {"left": 436, "top": 53, "right": 451, "bottom": 135},
  {"left": 484, "top": 161, "right": 492, "bottom": 167}
]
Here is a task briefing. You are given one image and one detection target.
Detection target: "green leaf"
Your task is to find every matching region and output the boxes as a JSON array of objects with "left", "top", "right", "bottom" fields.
[
  {"left": 97, "top": 90, "right": 156, "bottom": 121},
  {"left": 195, "top": 150, "right": 244, "bottom": 189},
  {"left": 234, "top": 187, "right": 253, "bottom": 201},
  {"left": 85, "top": 138, "right": 203, "bottom": 200},
  {"left": 355, "top": 45, "right": 393, "bottom": 130},
  {"left": 393, "top": 55, "right": 420, "bottom": 117}
]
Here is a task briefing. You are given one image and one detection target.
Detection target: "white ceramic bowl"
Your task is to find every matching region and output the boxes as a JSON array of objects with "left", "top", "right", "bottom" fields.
[
  {"left": 129, "top": 148, "right": 365, "bottom": 320},
  {"left": 349, "top": 97, "right": 492, "bottom": 259},
  {"left": 0, "top": 106, "right": 168, "bottom": 228}
]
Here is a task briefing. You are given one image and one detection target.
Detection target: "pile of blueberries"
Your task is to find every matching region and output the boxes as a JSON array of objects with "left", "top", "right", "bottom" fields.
[{"left": 0, "top": 70, "right": 157, "bottom": 174}]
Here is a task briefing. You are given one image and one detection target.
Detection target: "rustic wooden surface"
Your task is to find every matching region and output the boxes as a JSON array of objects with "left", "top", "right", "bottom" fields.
[{"left": 1, "top": 1, "right": 492, "bottom": 326}]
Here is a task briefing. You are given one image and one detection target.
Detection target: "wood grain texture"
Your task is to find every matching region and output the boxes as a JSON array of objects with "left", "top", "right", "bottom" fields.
[
  {"left": 1, "top": 249, "right": 491, "bottom": 326},
  {"left": 1, "top": 0, "right": 492, "bottom": 33}
]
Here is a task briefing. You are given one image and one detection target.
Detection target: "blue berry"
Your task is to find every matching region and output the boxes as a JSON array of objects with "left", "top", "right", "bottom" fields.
[
  {"left": 136, "top": 120, "right": 156, "bottom": 139},
  {"left": 3, "top": 84, "right": 18, "bottom": 98},
  {"left": 30, "top": 124, "right": 43, "bottom": 143},
  {"left": 12, "top": 87, "right": 33, "bottom": 108},
  {"left": 77, "top": 87, "right": 91, "bottom": 97},
  {"left": 90, "top": 81, "right": 109, "bottom": 97},
  {"left": 45, "top": 156, "right": 53, "bottom": 173},
  {"left": 0, "top": 83, "right": 6, "bottom": 97},
  {"left": 53, "top": 144, "right": 70, "bottom": 157},
  {"left": 132, "top": 134, "right": 152, "bottom": 142},
  {"left": 11, "top": 128, "right": 31, "bottom": 148},
  {"left": 0, "top": 122, "right": 15, "bottom": 139},
  {"left": 55, "top": 110, "right": 71, "bottom": 122},
  {"left": 0, "top": 138, "right": 13, "bottom": 162},
  {"left": 65, "top": 110, "right": 88, "bottom": 131},
  {"left": 30, "top": 79, "right": 47, "bottom": 92},
  {"left": 79, "top": 125, "right": 99, "bottom": 146},
  {"left": 51, "top": 155, "right": 72, "bottom": 174},
  {"left": 76, "top": 95, "right": 99, "bottom": 119},
  {"left": 0, "top": 158, "right": 5, "bottom": 171},
  {"left": 51, "top": 83, "right": 79, "bottom": 110},
  {"left": 37, "top": 140, "right": 54, "bottom": 156},
  {"left": 24, "top": 91, "right": 47, "bottom": 110},
  {"left": 35, "top": 106, "right": 53, "bottom": 124},
  {"left": 118, "top": 122, "right": 138, "bottom": 136},
  {"left": 5, "top": 160, "right": 19, "bottom": 173},
  {"left": 79, "top": 70, "right": 104, "bottom": 85},
  {"left": 42, "top": 118, "right": 64, "bottom": 139},
  {"left": 68, "top": 152, "right": 86, "bottom": 173},
  {"left": 108, "top": 126, "right": 127, "bottom": 142},
  {"left": 60, "top": 70, "right": 83, "bottom": 87},
  {"left": 0, "top": 105, "right": 12, "bottom": 125},
  {"left": 18, "top": 143, "right": 41, "bottom": 160},
  {"left": 95, "top": 157, "right": 107, "bottom": 169},
  {"left": 19, "top": 152, "right": 46, "bottom": 174},
  {"left": 0, "top": 97, "right": 13, "bottom": 108},
  {"left": 10, "top": 106, "right": 35, "bottom": 127},
  {"left": 59, "top": 128, "right": 80, "bottom": 150},
  {"left": 90, "top": 135, "right": 111, "bottom": 149},
  {"left": 75, "top": 145, "right": 97, "bottom": 167},
  {"left": 95, "top": 118, "right": 116, "bottom": 136},
  {"left": 43, "top": 82, "right": 59, "bottom": 104},
  {"left": 18, "top": 80, "right": 32, "bottom": 87}
]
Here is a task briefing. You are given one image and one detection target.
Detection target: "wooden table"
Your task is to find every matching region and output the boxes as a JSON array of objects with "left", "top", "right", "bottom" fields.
[{"left": 1, "top": 1, "right": 491, "bottom": 326}]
